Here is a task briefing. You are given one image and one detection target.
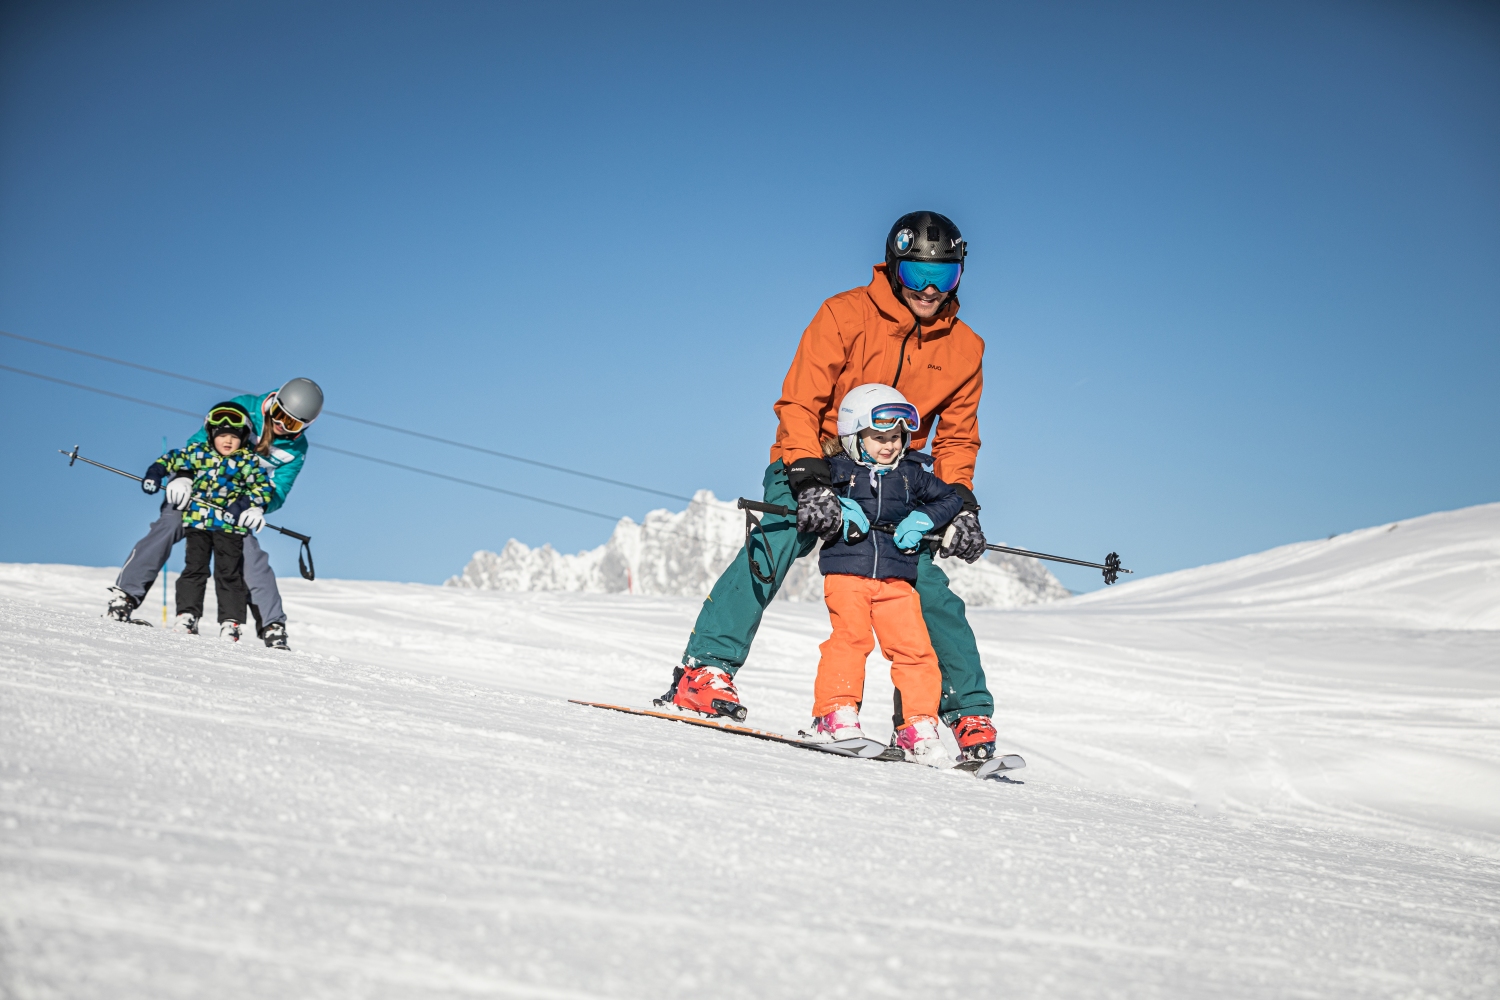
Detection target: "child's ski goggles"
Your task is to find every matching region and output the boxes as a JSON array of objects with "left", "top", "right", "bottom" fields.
[
  {"left": 266, "top": 395, "right": 310, "bottom": 434},
  {"left": 896, "top": 259, "right": 963, "bottom": 293},
  {"left": 205, "top": 406, "right": 250, "bottom": 431},
  {"left": 868, "top": 401, "right": 920, "bottom": 432}
]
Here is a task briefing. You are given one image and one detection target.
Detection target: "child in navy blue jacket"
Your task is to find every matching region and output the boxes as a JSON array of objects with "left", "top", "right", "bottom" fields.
[{"left": 806, "top": 384, "right": 963, "bottom": 764}]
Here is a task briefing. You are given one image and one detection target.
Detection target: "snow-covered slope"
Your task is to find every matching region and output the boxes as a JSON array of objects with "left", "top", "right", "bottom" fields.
[
  {"left": 2, "top": 502, "right": 1498, "bottom": 997},
  {"left": 446, "top": 489, "right": 1070, "bottom": 606},
  {"left": 1069, "top": 501, "right": 1500, "bottom": 628}
]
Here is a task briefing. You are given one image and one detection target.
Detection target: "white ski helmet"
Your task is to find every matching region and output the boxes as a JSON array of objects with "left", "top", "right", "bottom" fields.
[{"left": 836, "top": 383, "right": 921, "bottom": 467}]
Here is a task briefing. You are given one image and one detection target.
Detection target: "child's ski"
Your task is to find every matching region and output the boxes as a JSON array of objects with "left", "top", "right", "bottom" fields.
[
  {"left": 957, "top": 754, "right": 1027, "bottom": 779},
  {"left": 569, "top": 700, "right": 888, "bottom": 758},
  {"left": 874, "top": 743, "right": 1027, "bottom": 779}
]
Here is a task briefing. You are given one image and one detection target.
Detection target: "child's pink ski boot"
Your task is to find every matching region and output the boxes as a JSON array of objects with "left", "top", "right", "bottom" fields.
[
  {"left": 895, "top": 716, "right": 944, "bottom": 766},
  {"left": 806, "top": 704, "right": 865, "bottom": 742}
]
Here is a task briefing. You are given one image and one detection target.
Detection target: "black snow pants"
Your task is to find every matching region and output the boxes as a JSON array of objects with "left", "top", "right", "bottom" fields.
[{"left": 177, "top": 529, "right": 249, "bottom": 624}]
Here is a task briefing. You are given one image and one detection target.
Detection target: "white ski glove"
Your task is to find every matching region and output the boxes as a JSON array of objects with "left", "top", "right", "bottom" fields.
[
  {"left": 238, "top": 506, "right": 266, "bottom": 533},
  {"left": 165, "top": 477, "right": 193, "bottom": 511}
]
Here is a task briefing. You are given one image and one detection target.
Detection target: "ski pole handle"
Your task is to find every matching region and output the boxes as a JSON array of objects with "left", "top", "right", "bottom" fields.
[
  {"left": 736, "top": 497, "right": 794, "bottom": 517},
  {"left": 265, "top": 523, "right": 309, "bottom": 542}
]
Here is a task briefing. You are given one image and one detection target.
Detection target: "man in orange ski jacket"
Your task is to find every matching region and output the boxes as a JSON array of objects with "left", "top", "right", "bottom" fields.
[
  {"left": 659, "top": 211, "right": 1003, "bottom": 763},
  {"left": 772, "top": 263, "right": 984, "bottom": 491}
]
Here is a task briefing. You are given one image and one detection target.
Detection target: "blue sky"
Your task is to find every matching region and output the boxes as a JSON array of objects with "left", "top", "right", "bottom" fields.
[{"left": 2, "top": 0, "right": 1496, "bottom": 592}]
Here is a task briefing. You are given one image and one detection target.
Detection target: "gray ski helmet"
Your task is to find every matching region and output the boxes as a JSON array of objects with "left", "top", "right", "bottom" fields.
[
  {"left": 885, "top": 211, "right": 966, "bottom": 267},
  {"left": 274, "top": 377, "right": 324, "bottom": 424}
]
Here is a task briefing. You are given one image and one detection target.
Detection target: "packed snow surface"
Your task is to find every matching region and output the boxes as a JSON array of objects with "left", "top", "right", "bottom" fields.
[{"left": 2, "top": 502, "right": 1498, "bottom": 997}]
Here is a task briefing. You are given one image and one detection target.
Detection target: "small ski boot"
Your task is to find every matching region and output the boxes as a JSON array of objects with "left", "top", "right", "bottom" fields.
[
  {"left": 171, "top": 612, "right": 200, "bottom": 634},
  {"left": 802, "top": 704, "right": 864, "bottom": 743},
  {"left": 220, "top": 620, "right": 244, "bottom": 643},
  {"left": 952, "top": 715, "right": 997, "bottom": 763},
  {"left": 105, "top": 587, "right": 150, "bottom": 625},
  {"left": 259, "top": 621, "right": 290, "bottom": 651},
  {"left": 653, "top": 663, "right": 747, "bottom": 722},
  {"left": 896, "top": 716, "right": 945, "bottom": 766}
]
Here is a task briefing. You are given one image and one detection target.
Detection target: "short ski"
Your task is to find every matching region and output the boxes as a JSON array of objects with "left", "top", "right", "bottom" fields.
[
  {"left": 874, "top": 743, "right": 1027, "bottom": 779},
  {"left": 569, "top": 700, "right": 888, "bottom": 758},
  {"left": 958, "top": 754, "right": 1027, "bottom": 779}
]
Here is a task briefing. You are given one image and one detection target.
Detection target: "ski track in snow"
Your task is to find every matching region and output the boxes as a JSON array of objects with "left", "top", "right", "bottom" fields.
[{"left": 2, "top": 503, "right": 1499, "bottom": 997}]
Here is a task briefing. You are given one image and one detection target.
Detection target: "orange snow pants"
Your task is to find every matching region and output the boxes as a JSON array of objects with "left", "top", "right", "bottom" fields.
[{"left": 815, "top": 574, "right": 941, "bottom": 724}]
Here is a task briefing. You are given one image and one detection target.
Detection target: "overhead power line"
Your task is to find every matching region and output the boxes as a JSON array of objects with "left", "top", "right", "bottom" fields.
[
  {"left": 0, "top": 363, "right": 202, "bottom": 418},
  {"left": 314, "top": 444, "right": 621, "bottom": 522},
  {"left": 1, "top": 329, "right": 243, "bottom": 392},
  {"left": 1, "top": 362, "right": 745, "bottom": 546},
  {"left": 2, "top": 363, "right": 651, "bottom": 522},
  {"left": 0, "top": 328, "right": 695, "bottom": 503}
]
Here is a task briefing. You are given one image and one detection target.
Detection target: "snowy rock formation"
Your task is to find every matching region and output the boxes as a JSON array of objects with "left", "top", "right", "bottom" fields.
[{"left": 445, "top": 489, "right": 1070, "bottom": 606}]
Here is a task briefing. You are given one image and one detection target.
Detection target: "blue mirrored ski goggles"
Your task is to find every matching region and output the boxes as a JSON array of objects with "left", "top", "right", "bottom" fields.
[
  {"left": 868, "top": 401, "right": 920, "bottom": 431},
  {"left": 896, "top": 259, "right": 963, "bottom": 293}
]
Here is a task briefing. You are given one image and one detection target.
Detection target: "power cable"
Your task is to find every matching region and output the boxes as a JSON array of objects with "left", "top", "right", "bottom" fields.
[
  {"left": 1, "top": 362, "right": 749, "bottom": 550},
  {"left": 1, "top": 329, "right": 242, "bottom": 392},
  {"left": 0, "top": 328, "right": 695, "bottom": 503},
  {"left": 314, "top": 444, "right": 621, "bottom": 522}
]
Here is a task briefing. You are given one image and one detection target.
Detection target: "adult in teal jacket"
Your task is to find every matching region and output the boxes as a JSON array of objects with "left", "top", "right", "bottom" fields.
[
  {"left": 184, "top": 392, "right": 307, "bottom": 514},
  {"left": 107, "top": 378, "right": 323, "bottom": 649}
]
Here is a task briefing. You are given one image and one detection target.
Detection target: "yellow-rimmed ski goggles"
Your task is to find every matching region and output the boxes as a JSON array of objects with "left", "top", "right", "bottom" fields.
[
  {"left": 206, "top": 405, "right": 251, "bottom": 433},
  {"left": 266, "top": 394, "right": 310, "bottom": 434}
]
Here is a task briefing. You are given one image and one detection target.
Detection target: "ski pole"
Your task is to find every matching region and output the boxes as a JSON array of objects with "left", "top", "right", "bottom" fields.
[
  {"left": 736, "top": 496, "right": 1133, "bottom": 585},
  {"left": 61, "top": 445, "right": 317, "bottom": 581}
]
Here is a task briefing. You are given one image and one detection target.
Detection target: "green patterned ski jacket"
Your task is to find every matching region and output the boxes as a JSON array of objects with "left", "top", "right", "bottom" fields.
[{"left": 155, "top": 440, "right": 273, "bottom": 534}]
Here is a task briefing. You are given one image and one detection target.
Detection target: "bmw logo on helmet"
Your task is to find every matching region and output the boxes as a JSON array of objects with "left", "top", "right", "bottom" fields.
[{"left": 894, "top": 228, "right": 915, "bottom": 255}]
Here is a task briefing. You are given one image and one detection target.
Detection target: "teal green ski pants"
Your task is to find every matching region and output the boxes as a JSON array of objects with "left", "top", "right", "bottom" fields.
[{"left": 682, "top": 460, "right": 995, "bottom": 725}]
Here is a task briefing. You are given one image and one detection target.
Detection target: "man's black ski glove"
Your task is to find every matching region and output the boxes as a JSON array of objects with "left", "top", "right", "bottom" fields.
[
  {"left": 940, "top": 484, "right": 987, "bottom": 563},
  {"left": 785, "top": 456, "right": 842, "bottom": 538},
  {"left": 785, "top": 456, "right": 832, "bottom": 497}
]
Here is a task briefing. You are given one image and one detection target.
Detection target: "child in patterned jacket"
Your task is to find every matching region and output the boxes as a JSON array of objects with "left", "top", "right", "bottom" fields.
[{"left": 143, "top": 401, "right": 273, "bottom": 641}]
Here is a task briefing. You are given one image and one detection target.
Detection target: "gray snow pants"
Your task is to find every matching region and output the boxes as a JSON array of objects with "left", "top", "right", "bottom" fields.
[{"left": 116, "top": 501, "right": 286, "bottom": 629}]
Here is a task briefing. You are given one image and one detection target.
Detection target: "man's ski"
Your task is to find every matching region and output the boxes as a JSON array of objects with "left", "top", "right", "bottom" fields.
[{"left": 569, "top": 700, "right": 888, "bottom": 758}]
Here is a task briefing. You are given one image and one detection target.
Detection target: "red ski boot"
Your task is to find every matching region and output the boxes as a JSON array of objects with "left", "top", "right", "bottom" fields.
[
  {"left": 654, "top": 664, "right": 748, "bottom": 722},
  {"left": 952, "top": 715, "right": 998, "bottom": 762}
]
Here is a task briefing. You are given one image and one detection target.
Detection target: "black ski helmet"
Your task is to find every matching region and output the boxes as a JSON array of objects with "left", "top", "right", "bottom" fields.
[
  {"left": 885, "top": 211, "right": 966, "bottom": 296},
  {"left": 205, "top": 400, "right": 253, "bottom": 439}
]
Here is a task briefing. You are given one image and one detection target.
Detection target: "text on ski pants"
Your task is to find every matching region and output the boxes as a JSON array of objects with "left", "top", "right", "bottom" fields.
[
  {"left": 681, "top": 460, "right": 995, "bottom": 725},
  {"left": 116, "top": 501, "right": 286, "bottom": 627}
]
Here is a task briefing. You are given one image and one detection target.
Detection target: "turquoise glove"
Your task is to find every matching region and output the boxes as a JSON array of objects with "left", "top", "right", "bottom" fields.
[
  {"left": 838, "top": 497, "right": 870, "bottom": 541},
  {"left": 894, "top": 511, "right": 935, "bottom": 550}
]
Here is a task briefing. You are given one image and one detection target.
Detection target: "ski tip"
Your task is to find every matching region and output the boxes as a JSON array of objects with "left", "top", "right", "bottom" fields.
[{"left": 973, "top": 754, "right": 1027, "bottom": 779}]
